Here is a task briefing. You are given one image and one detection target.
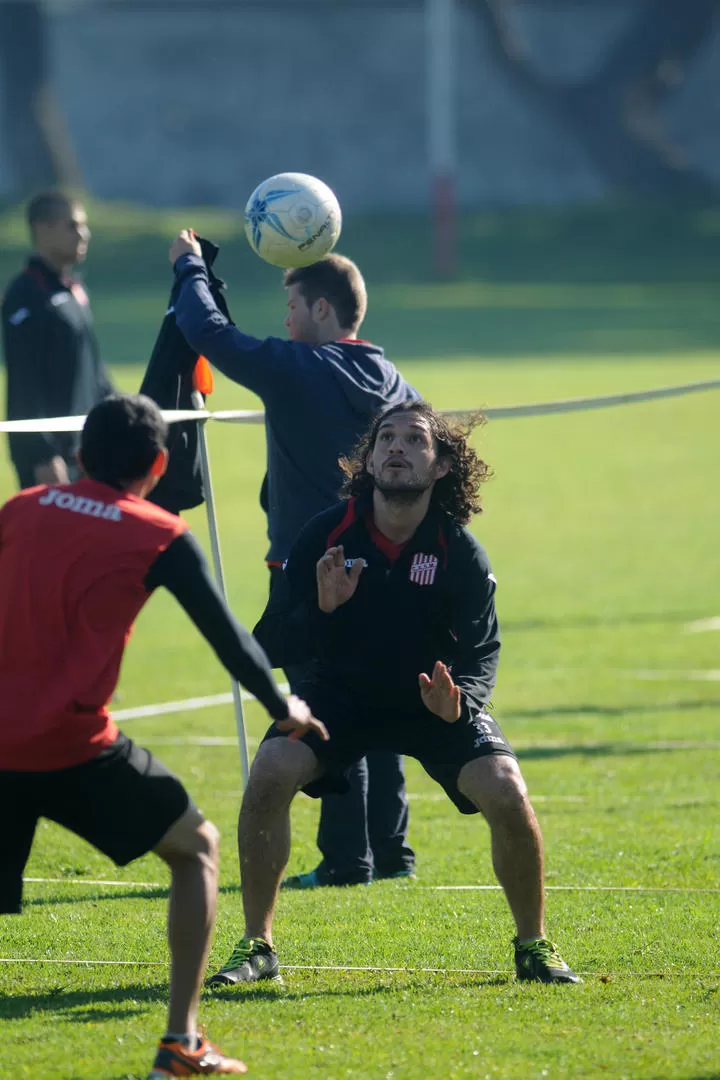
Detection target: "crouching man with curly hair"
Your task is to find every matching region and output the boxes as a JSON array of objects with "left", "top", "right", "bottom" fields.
[{"left": 208, "top": 401, "right": 580, "bottom": 988}]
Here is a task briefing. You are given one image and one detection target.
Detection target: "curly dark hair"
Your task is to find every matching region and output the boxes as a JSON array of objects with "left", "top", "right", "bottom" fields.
[{"left": 339, "top": 400, "right": 491, "bottom": 525}]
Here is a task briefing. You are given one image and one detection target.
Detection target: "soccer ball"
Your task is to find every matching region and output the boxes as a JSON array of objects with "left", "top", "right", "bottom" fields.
[{"left": 243, "top": 172, "right": 342, "bottom": 269}]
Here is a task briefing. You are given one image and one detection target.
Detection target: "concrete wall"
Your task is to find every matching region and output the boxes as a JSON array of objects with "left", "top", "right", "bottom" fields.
[{"left": 2, "top": 0, "right": 719, "bottom": 210}]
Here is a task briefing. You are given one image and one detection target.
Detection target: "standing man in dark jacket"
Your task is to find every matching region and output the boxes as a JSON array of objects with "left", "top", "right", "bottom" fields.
[
  {"left": 2, "top": 192, "right": 114, "bottom": 489},
  {"left": 206, "top": 400, "right": 580, "bottom": 988},
  {"left": 168, "top": 230, "right": 418, "bottom": 888}
]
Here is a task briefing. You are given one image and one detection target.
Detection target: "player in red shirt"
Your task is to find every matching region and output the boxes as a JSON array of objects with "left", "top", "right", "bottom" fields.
[{"left": 0, "top": 393, "right": 326, "bottom": 1078}]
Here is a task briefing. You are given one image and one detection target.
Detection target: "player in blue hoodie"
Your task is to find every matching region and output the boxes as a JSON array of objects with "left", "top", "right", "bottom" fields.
[{"left": 169, "top": 234, "right": 419, "bottom": 889}]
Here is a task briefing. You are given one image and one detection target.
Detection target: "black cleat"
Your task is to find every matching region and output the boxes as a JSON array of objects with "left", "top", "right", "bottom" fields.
[
  {"left": 206, "top": 936, "right": 281, "bottom": 986},
  {"left": 513, "top": 937, "right": 581, "bottom": 984}
]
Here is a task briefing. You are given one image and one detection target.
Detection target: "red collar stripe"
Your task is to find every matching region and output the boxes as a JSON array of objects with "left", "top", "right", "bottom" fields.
[
  {"left": 326, "top": 498, "right": 357, "bottom": 550},
  {"left": 437, "top": 525, "right": 448, "bottom": 570}
]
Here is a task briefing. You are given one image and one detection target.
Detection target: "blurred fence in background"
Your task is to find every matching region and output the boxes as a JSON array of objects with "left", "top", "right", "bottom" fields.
[{"left": 0, "top": 0, "right": 719, "bottom": 213}]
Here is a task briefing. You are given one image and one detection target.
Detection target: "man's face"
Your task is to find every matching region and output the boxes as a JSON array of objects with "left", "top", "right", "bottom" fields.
[
  {"left": 284, "top": 284, "right": 320, "bottom": 343},
  {"left": 367, "top": 413, "right": 450, "bottom": 496},
  {"left": 36, "top": 204, "right": 91, "bottom": 266}
]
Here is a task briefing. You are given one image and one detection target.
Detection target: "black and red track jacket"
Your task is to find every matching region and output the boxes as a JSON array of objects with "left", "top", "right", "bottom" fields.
[
  {"left": 2, "top": 256, "right": 114, "bottom": 478},
  {"left": 254, "top": 493, "right": 501, "bottom": 717}
]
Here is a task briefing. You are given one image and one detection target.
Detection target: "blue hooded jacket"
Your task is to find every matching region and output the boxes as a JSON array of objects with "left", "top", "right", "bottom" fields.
[{"left": 173, "top": 254, "right": 419, "bottom": 562}]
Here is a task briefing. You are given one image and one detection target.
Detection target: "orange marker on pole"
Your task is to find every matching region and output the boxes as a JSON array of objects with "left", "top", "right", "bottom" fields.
[{"left": 193, "top": 355, "right": 214, "bottom": 396}]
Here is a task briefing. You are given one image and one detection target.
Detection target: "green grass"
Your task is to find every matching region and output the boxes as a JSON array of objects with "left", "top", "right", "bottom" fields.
[{"left": 0, "top": 204, "right": 719, "bottom": 1078}]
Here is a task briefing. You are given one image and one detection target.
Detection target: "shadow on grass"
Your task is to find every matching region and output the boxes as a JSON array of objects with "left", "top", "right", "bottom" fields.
[
  {"left": 506, "top": 700, "right": 720, "bottom": 723},
  {"left": 21, "top": 882, "right": 250, "bottom": 908},
  {"left": 517, "top": 737, "right": 719, "bottom": 761},
  {"left": 0, "top": 982, "right": 167, "bottom": 1022},
  {"left": 23, "top": 886, "right": 170, "bottom": 908},
  {"left": 0, "top": 973, "right": 510, "bottom": 1021},
  {"left": 21, "top": 881, "right": 248, "bottom": 908}
]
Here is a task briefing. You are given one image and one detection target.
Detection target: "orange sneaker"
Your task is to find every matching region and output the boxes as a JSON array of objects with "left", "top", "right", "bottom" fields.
[{"left": 148, "top": 1036, "right": 247, "bottom": 1077}]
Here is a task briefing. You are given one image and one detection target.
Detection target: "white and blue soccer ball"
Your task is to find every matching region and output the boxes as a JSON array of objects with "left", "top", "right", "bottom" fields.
[{"left": 243, "top": 172, "right": 342, "bottom": 269}]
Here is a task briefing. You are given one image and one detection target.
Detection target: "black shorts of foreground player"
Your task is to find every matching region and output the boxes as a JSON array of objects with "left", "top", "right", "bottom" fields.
[
  {"left": 208, "top": 401, "right": 580, "bottom": 987},
  {"left": 0, "top": 394, "right": 326, "bottom": 1079}
]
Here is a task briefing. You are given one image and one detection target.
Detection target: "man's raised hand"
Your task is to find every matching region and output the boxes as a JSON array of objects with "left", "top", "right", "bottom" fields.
[
  {"left": 316, "top": 545, "right": 364, "bottom": 614},
  {"left": 275, "top": 695, "right": 329, "bottom": 742},
  {"left": 418, "top": 660, "right": 461, "bottom": 723},
  {"left": 169, "top": 229, "right": 202, "bottom": 265}
]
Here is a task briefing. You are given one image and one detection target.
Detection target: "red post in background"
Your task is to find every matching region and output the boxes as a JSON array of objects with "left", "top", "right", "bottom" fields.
[{"left": 433, "top": 172, "right": 455, "bottom": 280}]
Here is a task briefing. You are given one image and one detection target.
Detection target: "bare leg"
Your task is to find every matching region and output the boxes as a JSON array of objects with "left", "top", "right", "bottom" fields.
[
  {"left": 458, "top": 755, "right": 544, "bottom": 940},
  {"left": 154, "top": 808, "right": 219, "bottom": 1034},
  {"left": 239, "top": 738, "right": 322, "bottom": 946}
]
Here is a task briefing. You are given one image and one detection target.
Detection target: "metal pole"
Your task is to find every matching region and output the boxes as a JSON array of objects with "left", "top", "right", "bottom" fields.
[{"left": 192, "top": 391, "right": 250, "bottom": 788}]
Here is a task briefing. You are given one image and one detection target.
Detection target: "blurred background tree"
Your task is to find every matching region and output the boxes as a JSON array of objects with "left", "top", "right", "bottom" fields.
[
  {"left": 470, "top": 0, "right": 720, "bottom": 199},
  {"left": 0, "top": 0, "right": 81, "bottom": 196}
]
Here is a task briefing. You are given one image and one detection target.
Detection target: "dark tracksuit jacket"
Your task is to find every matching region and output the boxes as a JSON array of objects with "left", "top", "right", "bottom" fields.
[
  {"left": 172, "top": 253, "right": 420, "bottom": 563},
  {"left": 1, "top": 257, "right": 114, "bottom": 486},
  {"left": 254, "top": 493, "right": 501, "bottom": 720},
  {"left": 140, "top": 237, "right": 231, "bottom": 514},
  {"left": 173, "top": 252, "right": 420, "bottom": 868}
]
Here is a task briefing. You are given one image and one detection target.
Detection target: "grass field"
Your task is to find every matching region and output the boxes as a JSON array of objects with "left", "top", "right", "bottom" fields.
[{"left": 0, "top": 204, "right": 719, "bottom": 1079}]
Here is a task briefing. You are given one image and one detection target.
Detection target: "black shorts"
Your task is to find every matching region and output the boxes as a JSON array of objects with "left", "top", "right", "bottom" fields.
[
  {"left": 0, "top": 732, "right": 190, "bottom": 914},
  {"left": 262, "top": 682, "right": 515, "bottom": 816}
]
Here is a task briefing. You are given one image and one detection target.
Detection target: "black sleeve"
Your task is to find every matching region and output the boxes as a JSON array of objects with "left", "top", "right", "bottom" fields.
[
  {"left": 144, "top": 531, "right": 289, "bottom": 721},
  {"left": 253, "top": 519, "right": 343, "bottom": 666},
  {"left": 450, "top": 537, "right": 501, "bottom": 714},
  {"left": 2, "top": 292, "right": 64, "bottom": 470}
]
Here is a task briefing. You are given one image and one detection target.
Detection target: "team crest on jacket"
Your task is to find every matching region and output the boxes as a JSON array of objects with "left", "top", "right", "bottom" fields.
[{"left": 409, "top": 552, "right": 438, "bottom": 586}]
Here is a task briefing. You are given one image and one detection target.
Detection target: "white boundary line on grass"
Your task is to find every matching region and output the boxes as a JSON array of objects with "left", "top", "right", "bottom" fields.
[
  {"left": 22, "top": 877, "right": 720, "bottom": 893},
  {"left": 684, "top": 616, "right": 720, "bottom": 633},
  {"left": 112, "top": 686, "right": 288, "bottom": 722},
  {"left": 634, "top": 670, "right": 720, "bottom": 682}
]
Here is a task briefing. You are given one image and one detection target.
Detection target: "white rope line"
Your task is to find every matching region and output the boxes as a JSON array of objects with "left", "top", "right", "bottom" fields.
[
  {"left": 22, "top": 877, "right": 720, "bottom": 893},
  {"left": 445, "top": 378, "right": 720, "bottom": 420},
  {"left": 24, "top": 877, "right": 165, "bottom": 887},
  {"left": 0, "top": 957, "right": 698, "bottom": 978},
  {"left": 1, "top": 378, "right": 717, "bottom": 434},
  {"left": 0, "top": 957, "right": 166, "bottom": 966},
  {"left": 0, "top": 408, "right": 212, "bottom": 434},
  {"left": 426, "top": 885, "right": 720, "bottom": 893}
]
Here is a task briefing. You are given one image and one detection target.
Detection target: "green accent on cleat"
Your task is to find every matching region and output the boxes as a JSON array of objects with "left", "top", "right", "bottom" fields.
[
  {"left": 513, "top": 937, "right": 581, "bottom": 984},
  {"left": 206, "top": 937, "right": 282, "bottom": 987}
]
